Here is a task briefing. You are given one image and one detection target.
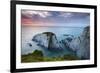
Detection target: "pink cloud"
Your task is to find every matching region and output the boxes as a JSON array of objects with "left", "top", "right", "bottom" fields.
[{"left": 21, "top": 18, "right": 33, "bottom": 25}]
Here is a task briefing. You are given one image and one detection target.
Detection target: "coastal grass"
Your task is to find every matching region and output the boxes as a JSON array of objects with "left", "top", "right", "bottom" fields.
[{"left": 21, "top": 50, "right": 80, "bottom": 63}]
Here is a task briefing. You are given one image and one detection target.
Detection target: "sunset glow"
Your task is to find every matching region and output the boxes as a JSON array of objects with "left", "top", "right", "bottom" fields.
[{"left": 21, "top": 10, "right": 90, "bottom": 27}]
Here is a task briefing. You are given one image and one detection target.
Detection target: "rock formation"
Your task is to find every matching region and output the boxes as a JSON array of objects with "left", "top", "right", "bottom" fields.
[{"left": 32, "top": 32, "right": 62, "bottom": 51}]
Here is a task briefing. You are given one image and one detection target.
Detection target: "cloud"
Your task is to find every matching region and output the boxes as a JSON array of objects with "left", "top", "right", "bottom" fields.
[
  {"left": 21, "top": 10, "right": 52, "bottom": 18},
  {"left": 21, "top": 10, "right": 90, "bottom": 27},
  {"left": 59, "top": 12, "right": 73, "bottom": 18}
]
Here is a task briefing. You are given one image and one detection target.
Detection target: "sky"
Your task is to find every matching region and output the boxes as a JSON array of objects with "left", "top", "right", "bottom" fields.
[{"left": 21, "top": 10, "right": 90, "bottom": 27}]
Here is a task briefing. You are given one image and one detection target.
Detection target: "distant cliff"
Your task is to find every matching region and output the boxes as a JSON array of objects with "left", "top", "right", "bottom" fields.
[
  {"left": 62, "top": 26, "right": 90, "bottom": 59},
  {"left": 77, "top": 26, "right": 90, "bottom": 59}
]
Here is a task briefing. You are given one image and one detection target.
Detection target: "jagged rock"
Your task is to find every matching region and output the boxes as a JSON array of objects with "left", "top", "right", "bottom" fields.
[
  {"left": 62, "top": 26, "right": 90, "bottom": 59},
  {"left": 58, "top": 34, "right": 75, "bottom": 54},
  {"left": 32, "top": 32, "right": 62, "bottom": 51},
  {"left": 76, "top": 26, "right": 90, "bottom": 59},
  {"left": 63, "top": 34, "right": 74, "bottom": 42}
]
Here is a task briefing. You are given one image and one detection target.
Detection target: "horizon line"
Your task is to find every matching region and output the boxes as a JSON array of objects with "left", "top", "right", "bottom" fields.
[{"left": 21, "top": 25, "right": 89, "bottom": 28}]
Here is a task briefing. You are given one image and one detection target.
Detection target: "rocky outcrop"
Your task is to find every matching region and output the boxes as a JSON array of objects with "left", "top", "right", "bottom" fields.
[
  {"left": 76, "top": 26, "right": 90, "bottom": 59},
  {"left": 62, "top": 26, "right": 90, "bottom": 59},
  {"left": 59, "top": 34, "right": 75, "bottom": 52},
  {"left": 32, "top": 32, "right": 62, "bottom": 51}
]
